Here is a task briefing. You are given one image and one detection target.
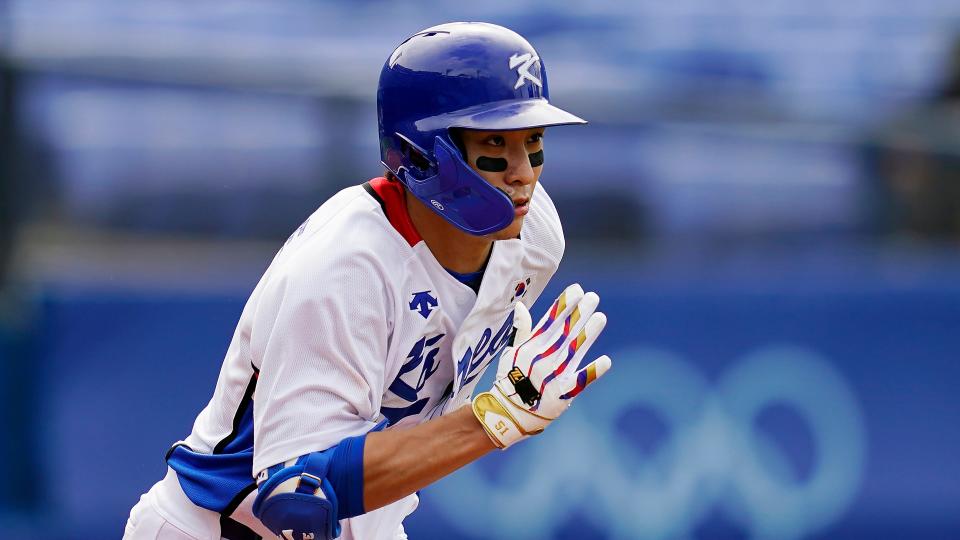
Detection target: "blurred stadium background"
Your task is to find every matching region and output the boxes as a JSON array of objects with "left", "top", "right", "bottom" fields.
[{"left": 2, "top": 1, "right": 959, "bottom": 538}]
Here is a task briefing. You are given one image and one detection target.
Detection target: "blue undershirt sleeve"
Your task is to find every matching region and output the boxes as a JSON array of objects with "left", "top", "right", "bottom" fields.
[
  {"left": 328, "top": 432, "right": 367, "bottom": 519},
  {"left": 327, "top": 419, "right": 387, "bottom": 520}
]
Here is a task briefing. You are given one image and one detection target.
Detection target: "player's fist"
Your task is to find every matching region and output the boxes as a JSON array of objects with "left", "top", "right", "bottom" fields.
[{"left": 472, "top": 283, "right": 611, "bottom": 448}]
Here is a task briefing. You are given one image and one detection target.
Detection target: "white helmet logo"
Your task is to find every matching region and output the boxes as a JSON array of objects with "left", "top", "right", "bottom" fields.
[{"left": 509, "top": 53, "right": 542, "bottom": 90}]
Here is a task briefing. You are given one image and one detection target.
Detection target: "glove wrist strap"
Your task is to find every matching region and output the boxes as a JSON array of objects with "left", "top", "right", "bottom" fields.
[{"left": 472, "top": 391, "right": 526, "bottom": 449}]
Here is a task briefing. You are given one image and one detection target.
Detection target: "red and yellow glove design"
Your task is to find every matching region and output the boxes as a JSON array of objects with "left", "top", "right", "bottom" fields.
[{"left": 472, "top": 283, "right": 611, "bottom": 449}]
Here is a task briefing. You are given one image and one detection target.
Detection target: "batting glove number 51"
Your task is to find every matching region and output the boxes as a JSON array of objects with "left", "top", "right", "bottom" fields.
[{"left": 472, "top": 283, "right": 611, "bottom": 449}]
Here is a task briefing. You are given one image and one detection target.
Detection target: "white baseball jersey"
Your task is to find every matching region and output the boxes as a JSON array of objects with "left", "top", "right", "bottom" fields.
[{"left": 163, "top": 177, "right": 564, "bottom": 538}]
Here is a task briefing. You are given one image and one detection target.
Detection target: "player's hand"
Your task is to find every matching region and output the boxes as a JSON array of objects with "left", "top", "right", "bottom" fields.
[{"left": 472, "top": 283, "right": 611, "bottom": 449}]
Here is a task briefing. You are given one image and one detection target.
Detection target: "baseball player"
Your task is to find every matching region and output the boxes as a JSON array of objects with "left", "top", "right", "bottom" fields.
[{"left": 124, "top": 22, "right": 611, "bottom": 540}]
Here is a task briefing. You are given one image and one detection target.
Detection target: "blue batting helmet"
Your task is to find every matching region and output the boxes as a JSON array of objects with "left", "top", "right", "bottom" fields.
[{"left": 377, "top": 22, "right": 586, "bottom": 235}]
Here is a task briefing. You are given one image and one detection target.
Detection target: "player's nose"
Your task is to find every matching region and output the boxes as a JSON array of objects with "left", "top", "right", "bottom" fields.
[{"left": 504, "top": 143, "right": 536, "bottom": 186}]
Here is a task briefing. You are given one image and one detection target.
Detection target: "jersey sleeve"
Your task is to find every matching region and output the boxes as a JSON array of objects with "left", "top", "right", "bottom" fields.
[{"left": 248, "top": 239, "right": 396, "bottom": 474}]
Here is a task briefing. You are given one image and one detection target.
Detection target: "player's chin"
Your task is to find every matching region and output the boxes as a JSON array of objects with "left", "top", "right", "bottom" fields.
[{"left": 488, "top": 217, "right": 525, "bottom": 240}]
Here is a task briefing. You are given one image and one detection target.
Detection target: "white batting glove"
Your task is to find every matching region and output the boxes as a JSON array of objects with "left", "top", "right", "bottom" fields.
[{"left": 472, "top": 283, "right": 611, "bottom": 449}]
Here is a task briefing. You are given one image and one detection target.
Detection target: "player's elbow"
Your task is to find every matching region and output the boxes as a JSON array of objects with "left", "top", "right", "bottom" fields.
[{"left": 252, "top": 431, "right": 370, "bottom": 539}]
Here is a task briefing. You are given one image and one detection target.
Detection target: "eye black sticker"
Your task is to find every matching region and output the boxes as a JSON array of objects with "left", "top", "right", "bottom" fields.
[
  {"left": 528, "top": 149, "right": 544, "bottom": 167},
  {"left": 475, "top": 150, "right": 544, "bottom": 171},
  {"left": 476, "top": 156, "right": 508, "bottom": 172}
]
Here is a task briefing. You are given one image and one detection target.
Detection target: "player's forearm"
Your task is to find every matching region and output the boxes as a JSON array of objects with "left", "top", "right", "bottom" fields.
[{"left": 362, "top": 405, "right": 496, "bottom": 512}]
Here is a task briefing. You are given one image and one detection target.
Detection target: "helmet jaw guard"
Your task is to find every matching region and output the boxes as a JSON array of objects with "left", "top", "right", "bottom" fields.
[
  {"left": 399, "top": 136, "right": 515, "bottom": 236},
  {"left": 378, "top": 22, "right": 586, "bottom": 235}
]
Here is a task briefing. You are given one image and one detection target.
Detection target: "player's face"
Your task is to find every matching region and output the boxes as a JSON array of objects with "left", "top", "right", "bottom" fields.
[{"left": 458, "top": 127, "right": 545, "bottom": 240}]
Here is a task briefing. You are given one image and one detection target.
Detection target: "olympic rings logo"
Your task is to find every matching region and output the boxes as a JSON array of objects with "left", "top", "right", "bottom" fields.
[{"left": 424, "top": 345, "right": 867, "bottom": 539}]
